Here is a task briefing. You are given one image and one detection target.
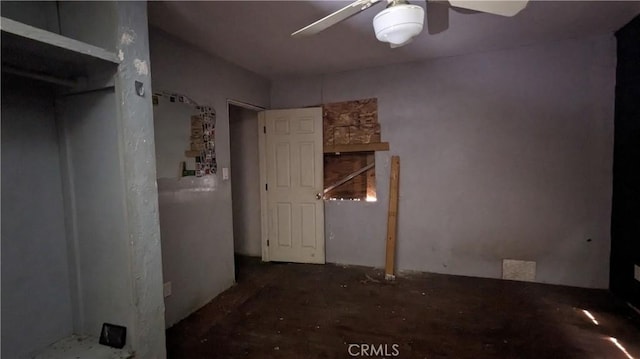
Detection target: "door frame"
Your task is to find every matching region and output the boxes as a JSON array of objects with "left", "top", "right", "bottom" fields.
[
  {"left": 257, "top": 111, "right": 269, "bottom": 261},
  {"left": 226, "top": 99, "right": 266, "bottom": 260}
]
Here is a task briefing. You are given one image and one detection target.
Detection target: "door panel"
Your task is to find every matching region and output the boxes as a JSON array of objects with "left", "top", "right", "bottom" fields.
[
  {"left": 262, "top": 108, "right": 324, "bottom": 264},
  {"left": 299, "top": 142, "right": 316, "bottom": 187},
  {"left": 276, "top": 203, "right": 292, "bottom": 247},
  {"left": 275, "top": 143, "right": 291, "bottom": 187}
]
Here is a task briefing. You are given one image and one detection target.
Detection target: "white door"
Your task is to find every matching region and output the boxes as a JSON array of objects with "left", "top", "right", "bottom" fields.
[{"left": 259, "top": 108, "right": 325, "bottom": 264}]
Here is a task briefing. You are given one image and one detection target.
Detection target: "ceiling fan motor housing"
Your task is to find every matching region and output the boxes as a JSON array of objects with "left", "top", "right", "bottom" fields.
[{"left": 373, "top": 4, "right": 425, "bottom": 45}]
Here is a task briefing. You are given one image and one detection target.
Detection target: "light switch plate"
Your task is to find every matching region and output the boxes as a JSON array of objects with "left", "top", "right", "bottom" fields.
[
  {"left": 222, "top": 167, "right": 229, "bottom": 180},
  {"left": 634, "top": 265, "right": 640, "bottom": 282}
]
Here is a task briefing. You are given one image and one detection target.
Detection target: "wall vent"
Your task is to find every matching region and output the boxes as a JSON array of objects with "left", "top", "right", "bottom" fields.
[{"left": 502, "top": 259, "right": 536, "bottom": 282}]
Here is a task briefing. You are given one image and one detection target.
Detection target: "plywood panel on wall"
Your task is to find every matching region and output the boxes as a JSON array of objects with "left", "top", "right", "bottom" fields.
[
  {"left": 322, "top": 98, "right": 380, "bottom": 200},
  {"left": 323, "top": 98, "right": 380, "bottom": 146}
]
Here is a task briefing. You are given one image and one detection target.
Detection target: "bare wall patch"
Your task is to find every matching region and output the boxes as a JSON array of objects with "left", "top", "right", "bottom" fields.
[
  {"left": 120, "top": 30, "right": 136, "bottom": 45},
  {"left": 133, "top": 59, "right": 149, "bottom": 76}
]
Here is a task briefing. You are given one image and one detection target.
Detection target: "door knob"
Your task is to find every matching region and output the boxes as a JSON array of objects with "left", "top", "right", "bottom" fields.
[{"left": 316, "top": 192, "right": 323, "bottom": 200}]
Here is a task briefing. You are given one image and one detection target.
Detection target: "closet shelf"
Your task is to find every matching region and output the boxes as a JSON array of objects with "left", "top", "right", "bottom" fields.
[
  {"left": 1, "top": 17, "right": 119, "bottom": 85},
  {"left": 32, "top": 335, "right": 133, "bottom": 359}
]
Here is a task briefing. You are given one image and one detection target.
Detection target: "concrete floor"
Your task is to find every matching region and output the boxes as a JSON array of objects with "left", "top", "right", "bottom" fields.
[{"left": 166, "top": 257, "right": 640, "bottom": 358}]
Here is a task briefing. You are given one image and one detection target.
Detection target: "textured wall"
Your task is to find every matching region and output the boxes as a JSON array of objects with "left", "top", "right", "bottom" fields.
[
  {"left": 1, "top": 77, "right": 74, "bottom": 359},
  {"left": 230, "top": 105, "right": 262, "bottom": 257},
  {"left": 149, "top": 28, "right": 270, "bottom": 327},
  {"left": 113, "top": 3, "right": 167, "bottom": 356},
  {"left": 272, "top": 35, "right": 616, "bottom": 289}
]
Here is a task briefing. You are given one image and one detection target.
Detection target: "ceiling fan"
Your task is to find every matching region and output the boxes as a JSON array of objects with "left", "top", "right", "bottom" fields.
[{"left": 291, "top": 0, "right": 529, "bottom": 48}]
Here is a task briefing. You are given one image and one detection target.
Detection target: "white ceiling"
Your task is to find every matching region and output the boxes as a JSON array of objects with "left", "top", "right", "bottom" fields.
[{"left": 148, "top": 1, "right": 640, "bottom": 79}]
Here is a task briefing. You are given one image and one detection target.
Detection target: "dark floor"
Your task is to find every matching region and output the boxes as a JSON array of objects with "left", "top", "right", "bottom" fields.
[{"left": 167, "top": 257, "right": 640, "bottom": 358}]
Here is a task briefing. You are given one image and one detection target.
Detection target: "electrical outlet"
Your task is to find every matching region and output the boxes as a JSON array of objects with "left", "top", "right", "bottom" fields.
[
  {"left": 634, "top": 265, "right": 640, "bottom": 282},
  {"left": 163, "top": 282, "right": 172, "bottom": 298}
]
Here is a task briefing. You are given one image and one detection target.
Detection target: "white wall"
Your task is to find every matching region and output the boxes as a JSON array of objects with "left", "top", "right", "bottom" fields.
[
  {"left": 153, "top": 98, "right": 224, "bottom": 328},
  {"left": 271, "top": 35, "right": 616, "bottom": 289},
  {"left": 1, "top": 77, "right": 73, "bottom": 359},
  {"left": 149, "top": 28, "right": 270, "bottom": 327},
  {"left": 153, "top": 96, "right": 198, "bottom": 179},
  {"left": 58, "top": 89, "right": 135, "bottom": 343},
  {"left": 230, "top": 105, "right": 262, "bottom": 257}
]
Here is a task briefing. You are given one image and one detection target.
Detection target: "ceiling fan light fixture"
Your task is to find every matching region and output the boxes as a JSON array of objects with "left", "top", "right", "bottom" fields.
[{"left": 373, "top": 4, "right": 424, "bottom": 45}]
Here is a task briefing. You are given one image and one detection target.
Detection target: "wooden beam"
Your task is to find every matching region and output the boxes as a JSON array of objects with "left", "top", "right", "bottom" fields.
[
  {"left": 323, "top": 142, "right": 389, "bottom": 154},
  {"left": 385, "top": 156, "right": 400, "bottom": 280}
]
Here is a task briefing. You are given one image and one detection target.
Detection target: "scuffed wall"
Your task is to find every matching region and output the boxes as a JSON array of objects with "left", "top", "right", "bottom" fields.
[
  {"left": 271, "top": 35, "right": 616, "bottom": 289},
  {"left": 149, "top": 27, "right": 270, "bottom": 327}
]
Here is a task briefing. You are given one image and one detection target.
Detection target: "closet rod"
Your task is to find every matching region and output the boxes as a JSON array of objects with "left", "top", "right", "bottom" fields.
[{"left": 2, "top": 65, "right": 77, "bottom": 87}]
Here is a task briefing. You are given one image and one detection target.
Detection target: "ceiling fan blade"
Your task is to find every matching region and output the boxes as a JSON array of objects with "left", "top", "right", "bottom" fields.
[
  {"left": 291, "top": 0, "right": 383, "bottom": 38},
  {"left": 448, "top": 0, "right": 528, "bottom": 17},
  {"left": 426, "top": 0, "right": 450, "bottom": 34}
]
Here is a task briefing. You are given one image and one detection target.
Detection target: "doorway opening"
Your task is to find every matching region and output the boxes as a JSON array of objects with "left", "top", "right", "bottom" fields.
[{"left": 228, "top": 101, "right": 263, "bottom": 280}]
